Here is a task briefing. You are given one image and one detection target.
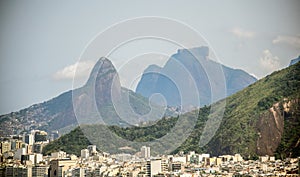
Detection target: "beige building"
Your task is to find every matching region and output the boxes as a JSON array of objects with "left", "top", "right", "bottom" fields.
[
  {"left": 51, "top": 151, "right": 67, "bottom": 159},
  {"left": 141, "top": 146, "right": 150, "bottom": 159},
  {"left": 0, "top": 141, "right": 11, "bottom": 154},
  {"left": 146, "top": 159, "right": 161, "bottom": 177},
  {"left": 49, "top": 159, "right": 77, "bottom": 177}
]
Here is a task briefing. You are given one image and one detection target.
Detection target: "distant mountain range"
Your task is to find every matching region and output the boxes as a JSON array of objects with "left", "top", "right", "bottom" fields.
[
  {"left": 136, "top": 46, "right": 257, "bottom": 107},
  {"left": 0, "top": 47, "right": 258, "bottom": 136},
  {"left": 0, "top": 58, "right": 165, "bottom": 136},
  {"left": 43, "top": 59, "right": 300, "bottom": 158}
]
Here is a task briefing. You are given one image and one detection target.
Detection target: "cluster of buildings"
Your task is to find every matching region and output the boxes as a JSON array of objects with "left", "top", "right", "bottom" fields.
[
  {"left": 0, "top": 131, "right": 299, "bottom": 176},
  {"left": 0, "top": 130, "right": 58, "bottom": 177},
  {"left": 1, "top": 130, "right": 59, "bottom": 155}
]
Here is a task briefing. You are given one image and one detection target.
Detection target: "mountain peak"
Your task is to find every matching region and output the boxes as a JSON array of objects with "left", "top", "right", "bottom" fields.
[
  {"left": 85, "top": 57, "right": 117, "bottom": 86},
  {"left": 136, "top": 46, "right": 257, "bottom": 107},
  {"left": 144, "top": 64, "right": 162, "bottom": 73},
  {"left": 84, "top": 57, "right": 121, "bottom": 106},
  {"left": 176, "top": 46, "right": 209, "bottom": 59}
]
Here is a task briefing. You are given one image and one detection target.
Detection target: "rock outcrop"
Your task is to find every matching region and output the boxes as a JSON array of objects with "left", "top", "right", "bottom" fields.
[{"left": 136, "top": 46, "right": 257, "bottom": 108}]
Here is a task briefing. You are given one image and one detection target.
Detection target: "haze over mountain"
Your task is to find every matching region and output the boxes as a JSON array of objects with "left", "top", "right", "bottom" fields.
[
  {"left": 44, "top": 59, "right": 300, "bottom": 158},
  {"left": 0, "top": 58, "right": 164, "bottom": 136},
  {"left": 0, "top": 47, "right": 259, "bottom": 136},
  {"left": 136, "top": 46, "right": 257, "bottom": 108}
]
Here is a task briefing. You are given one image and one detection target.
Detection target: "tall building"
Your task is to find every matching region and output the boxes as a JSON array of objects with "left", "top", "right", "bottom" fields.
[
  {"left": 80, "top": 149, "right": 89, "bottom": 159},
  {"left": 34, "top": 131, "right": 47, "bottom": 142},
  {"left": 25, "top": 134, "right": 35, "bottom": 145},
  {"left": 146, "top": 159, "right": 161, "bottom": 177},
  {"left": 161, "top": 158, "right": 169, "bottom": 172},
  {"left": 141, "top": 146, "right": 150, "bottom": 159},
  {"left": 27, "top": 144, "right": 33, "bottom": 154},
  {"left": 0, "top": 141, "right": 11, "bottom": 154},
  {"left": 11, "top": 140, "right": 23, "bottom": 150},
  {"left": 33, "top": 142, "right": 48, "bottom": 153}
]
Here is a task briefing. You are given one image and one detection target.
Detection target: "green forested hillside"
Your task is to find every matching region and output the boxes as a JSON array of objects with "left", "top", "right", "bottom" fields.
[
  {"left": 43, "top": 62, "right": 300, "bottom": 158},
  {"left": 184, "top": 61, "right": 300, "bottom": 158}
]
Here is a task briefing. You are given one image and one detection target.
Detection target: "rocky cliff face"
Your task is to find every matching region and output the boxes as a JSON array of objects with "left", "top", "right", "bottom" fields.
[
  {"left": 256, "top": 99, "right": 300, "bottom": 157},
  {"left": 256, "top": 102, "right": 285, "bottom": 156},
  {"left": 85, "top": 57, "right": 121, "bottom": 105},
  {"left": 274, "top": 99, "right": 300, "bottom": 158},
  {"left": 72, "top": 58, "right": 123, "bottom": 126}
]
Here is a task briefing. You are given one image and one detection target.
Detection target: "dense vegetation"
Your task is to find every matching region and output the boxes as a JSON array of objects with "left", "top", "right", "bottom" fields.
[
  {"left": 43, "top": 62, "right": 300, "bottom": 158},
  {"left": 43, "top": 127, "right": 91, "bottom": 156},
  {"left": 108, "top": 116, "right": 178, "bottom": 142},
  {"left": 206, "top": 61, "right": 300, "bottom": 158}
]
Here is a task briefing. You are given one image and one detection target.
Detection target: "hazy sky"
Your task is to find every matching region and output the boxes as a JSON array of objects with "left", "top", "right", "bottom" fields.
[{"left": 0, "top": 0, "right": 299, "bottom": 114}]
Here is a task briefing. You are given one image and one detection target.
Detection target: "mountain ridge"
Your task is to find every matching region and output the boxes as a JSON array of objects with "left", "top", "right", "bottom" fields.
[
  {"left": 136, "top": 46, "right": 257, "bottom": 107},
  {"left": 0, "top": 57, "right": 159, "bottom": 136},
  {"left": 43, "top": 60, "right": 300, "bottom": 158},
  {"left": 0, "top": 48, "right": 257, "bottom": 136}
]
